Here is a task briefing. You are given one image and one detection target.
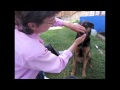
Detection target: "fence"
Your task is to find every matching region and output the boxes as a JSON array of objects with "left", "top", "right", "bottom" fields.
[{"left": 57, "top": 11, "right": 105, "bottom": 21}]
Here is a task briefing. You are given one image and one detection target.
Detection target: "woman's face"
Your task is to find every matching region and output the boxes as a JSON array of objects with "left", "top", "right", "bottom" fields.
[{"left": 34, "top": 16, "right": 56, "bottom": 34}]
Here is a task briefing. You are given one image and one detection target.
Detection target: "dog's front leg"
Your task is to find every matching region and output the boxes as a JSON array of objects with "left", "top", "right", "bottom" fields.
[
  {"left": 71, "top": 52, "right": 77, "bottom": 76},
  {"left": 88, "top": 52, "right": 92, "bottom": 68},
  {"left": 82, "top": 47, "right": 90, "bottom": 78},
  {"left": 82, "top": 56, "right": 88, "bottom": 78}
]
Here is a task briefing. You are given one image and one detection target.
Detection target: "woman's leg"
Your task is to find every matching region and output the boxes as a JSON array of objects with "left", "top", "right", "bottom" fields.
[{"left": 36, "top": 71, "right": 45, "bottom": 79}]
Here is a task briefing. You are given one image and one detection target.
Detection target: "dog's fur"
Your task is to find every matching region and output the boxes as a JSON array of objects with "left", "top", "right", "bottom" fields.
[{"left": 71, "top": 21, "right": 94, "bottom": 78}]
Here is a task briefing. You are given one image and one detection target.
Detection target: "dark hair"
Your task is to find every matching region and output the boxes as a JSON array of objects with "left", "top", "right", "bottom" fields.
[
  {"left": 15, "top": 11, "right": 23, "bottom": 28},
  {"left": 15, "top": 11, "right": 60, "bottom": 34}
]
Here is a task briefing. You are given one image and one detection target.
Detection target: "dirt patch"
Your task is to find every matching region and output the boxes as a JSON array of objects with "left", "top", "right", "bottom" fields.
[
  {"left": 97, "top": 33, "right": 105, "bottom": 41},
  {"left": 99, "top": 32, "right": 105, "bottom": 37}
]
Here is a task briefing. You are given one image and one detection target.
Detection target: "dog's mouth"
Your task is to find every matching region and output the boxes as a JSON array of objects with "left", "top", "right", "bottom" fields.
[
  {"left": 79, "top": 32, "right": 85, "bottom": 36},
  {"left": 78, "top": 27, "right": 92, "bottom": 41},
  {"left": 78, "top": 28, "right": 90, "bottom": 37}
]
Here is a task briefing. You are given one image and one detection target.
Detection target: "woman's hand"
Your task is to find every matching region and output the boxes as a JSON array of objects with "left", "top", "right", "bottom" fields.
[
  {"left": 71, "top": 23, "right": 86, "bottom": 33},
  {"left": 74, "top": 34, "right": 86, "bottom": 46},
  {"left": 63, "top": 21, "right": 86, "bottom": 33},
  {"left": 68, "top": 34, "right": 86, "bottom": 53}
]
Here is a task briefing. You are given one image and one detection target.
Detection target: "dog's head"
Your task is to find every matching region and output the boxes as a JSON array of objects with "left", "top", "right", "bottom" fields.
[{"left": 77, "top": 21, "right": 94, "bottom": 39}]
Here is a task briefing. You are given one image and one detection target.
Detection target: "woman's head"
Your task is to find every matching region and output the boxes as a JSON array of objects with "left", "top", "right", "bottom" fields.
[{"left": 15, "top": 11, "right": 60, "bottom": 34}]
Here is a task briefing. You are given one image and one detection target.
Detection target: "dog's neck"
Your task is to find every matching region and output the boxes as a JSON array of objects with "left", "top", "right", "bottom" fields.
[{"left": 78, "top": 37, "right": 90, "bottom": 49}]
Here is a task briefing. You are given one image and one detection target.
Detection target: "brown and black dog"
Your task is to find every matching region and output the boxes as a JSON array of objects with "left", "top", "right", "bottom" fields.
[{"left": 71, "top": 21, "right": 94, "bottom": 78}]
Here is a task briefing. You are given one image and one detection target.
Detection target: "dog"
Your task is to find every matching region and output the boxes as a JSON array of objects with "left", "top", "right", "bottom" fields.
[{"left": 71, "top": 21, "right": 94, "bottom": 78}]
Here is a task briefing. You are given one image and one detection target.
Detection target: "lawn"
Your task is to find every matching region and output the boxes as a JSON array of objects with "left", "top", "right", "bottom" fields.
[{"left": 40, "top": 27, "right": 105, "bottom": 79}]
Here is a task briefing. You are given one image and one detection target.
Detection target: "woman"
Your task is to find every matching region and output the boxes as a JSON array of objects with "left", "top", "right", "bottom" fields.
[{"left": 15, "top": 11, "right": 86, "bottom": 79}]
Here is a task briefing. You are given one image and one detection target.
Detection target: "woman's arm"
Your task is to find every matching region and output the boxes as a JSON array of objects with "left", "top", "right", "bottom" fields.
[
  {"left": 18, "top": 34, "right": 86, "bottom": 74},
  {"left": 63, "top": 21, "right": 86, "bottom": 33},
  {"left": 54, "top": 17, "right": 86, "bottom": 33},
  {"left": 23, "top": 46, "right": 73, "bottom": 73}
]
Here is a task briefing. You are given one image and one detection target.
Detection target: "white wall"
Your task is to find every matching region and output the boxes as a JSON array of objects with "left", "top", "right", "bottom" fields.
[{"left": 61, "top": 11, "right": 105, "bottom": 21}]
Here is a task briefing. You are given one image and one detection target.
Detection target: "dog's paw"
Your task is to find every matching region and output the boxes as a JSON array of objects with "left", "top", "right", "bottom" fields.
[
  {"left": 71, "top": 72, "right": 75, "bottom": 76},
  {"left": 89, "top": 64, "right": 92, "bottom": 68},
  {"left": 82, "top": 73, "right": 87, "bottom": 78}
]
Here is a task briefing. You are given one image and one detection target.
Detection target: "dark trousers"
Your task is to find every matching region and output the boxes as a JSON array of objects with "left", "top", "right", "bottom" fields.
[{"left": 36, "top": 71, "right": 45, "bottom": 79}]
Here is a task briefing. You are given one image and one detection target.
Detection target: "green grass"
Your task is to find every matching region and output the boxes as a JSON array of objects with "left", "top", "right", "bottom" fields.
[{"left": 40, "top": 27, "right": 105, "bottom": 79}]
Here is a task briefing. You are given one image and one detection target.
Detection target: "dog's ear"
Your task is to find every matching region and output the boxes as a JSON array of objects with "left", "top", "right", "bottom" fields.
[
  {"left": 80, "top": 21, "right": 89, "bottom": 29},
  {"left": 87, "top": 22, "right": 94, "bottom": 28},
  {"left": 91, "top": 23, "right": 94, "bottom": 29}
]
